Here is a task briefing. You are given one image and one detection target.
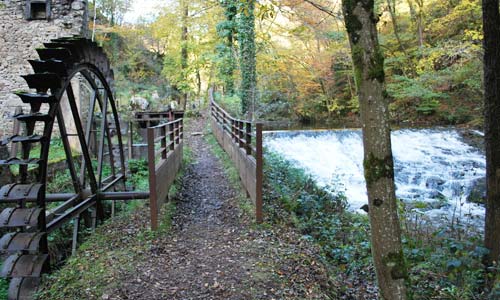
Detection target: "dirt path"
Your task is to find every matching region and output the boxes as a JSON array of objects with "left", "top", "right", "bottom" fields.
[{"left": 107, "top": 114, "right": 331, "bottom": 300}]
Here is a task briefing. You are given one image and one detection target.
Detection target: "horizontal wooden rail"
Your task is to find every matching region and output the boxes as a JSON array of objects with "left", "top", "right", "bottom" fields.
[
  {"left": 209, "top": 90, "right": 263, "bottom": 223},
  {"left": 147, "top": 118, "right": 184, "bottom": 230}
]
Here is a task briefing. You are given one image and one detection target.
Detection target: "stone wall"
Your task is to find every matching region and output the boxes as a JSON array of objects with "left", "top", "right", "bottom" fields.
[{"left": 0, "top": 0, "right": 88, "bottom": 137}]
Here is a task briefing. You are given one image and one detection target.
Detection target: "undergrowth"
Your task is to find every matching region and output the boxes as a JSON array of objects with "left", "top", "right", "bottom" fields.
[
  {"left": 263, "top": 152, "right": 375, "bottom": 297},
  {"left": 0, "top": 278, "right": 7, "bottom": 299},
  {"left": 127, "top": 159, "right": 150, "bottom": 191},
  {"left": 263, "top": 151, "right": 498, "bottom": 299}
]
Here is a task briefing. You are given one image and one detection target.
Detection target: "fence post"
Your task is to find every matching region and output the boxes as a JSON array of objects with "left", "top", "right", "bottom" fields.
[
  {"left": 222, "top": 111, "right": 227, "bottom": 133},
  {"left": 161, "top": 126, "right": 167, "bottom": 159},
  {"left": 180, "top": 119, "right": 184, "bottom": 140},
  {"left": 255, "top": 123, "right": 263, "bottom": 223},
  {"left": 245, "top": 122, "right": 252, "bottom": 155},
  {"left": 169, "top": 122, "right": 175, "bottom": 151},
  {"left": 175, "top": 121, "right": 180, "bottom": 144},
  {"left": 128, "top": 122, "right": 133, "bottom": 160},
  {"left": 147, "top": 127, "right": 158, "bottom": 230},
  {"left": 231, "top": 119, "right": 236, "bottom": 141},
  {"left": 238, "top": 121, "right": 244, "bottom": 148}
]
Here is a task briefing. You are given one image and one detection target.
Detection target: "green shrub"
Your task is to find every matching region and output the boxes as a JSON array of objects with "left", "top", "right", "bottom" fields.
[
  {"left": 127, "top": 159, "right": 149, "bottom": 191},
  {"left": 0, "top": 277, "right": 8, "bottom": 299},
  {"left": 265, "top": 151, "right": 493, "bottom": 299},
  {"left": 263, "top": 152, "right": 374, "bottom": 279},
  {"left": 217, "top": 94, "right": 242, "bottom": 117},
  {"left": 416, "top": 98, "right": 440, "bottom": 115}
]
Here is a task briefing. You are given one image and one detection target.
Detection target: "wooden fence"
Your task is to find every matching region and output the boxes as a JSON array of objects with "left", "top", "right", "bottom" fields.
[
  {"left": 147, "top": 118, "right": 184, "bottom": 230},
  {"left": 209, "top": 94, "right": 263, "bottom": 223},
  {"left": 127, "top": 110, "right": 185, "bottom": 160}
]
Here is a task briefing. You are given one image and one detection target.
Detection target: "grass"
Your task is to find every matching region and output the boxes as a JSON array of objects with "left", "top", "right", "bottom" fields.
[
  {"left": 10, "top": 138, "right": 75, "bottom": 176},
  {"left": 204, "top": 125, "right": 255, "bottom": 219},
  {"left": 36, "top": 209, "right": 151, "bottom": 300}
]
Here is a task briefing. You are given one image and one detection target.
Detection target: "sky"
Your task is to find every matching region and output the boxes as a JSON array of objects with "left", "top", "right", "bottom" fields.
[{"left": 123, "top": 0, "right": 168, "bottom": 24}]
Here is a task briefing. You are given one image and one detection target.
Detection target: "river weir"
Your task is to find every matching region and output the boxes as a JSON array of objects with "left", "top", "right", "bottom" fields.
[{"left": 265, "top": 128, "right": 486, "bottom": 227}]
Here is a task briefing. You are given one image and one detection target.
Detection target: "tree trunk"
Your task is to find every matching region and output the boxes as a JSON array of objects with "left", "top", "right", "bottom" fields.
[
  {"left": 237, "top": 0, "right": 256, "bottom": 117},
  {"left": 181, "top": 0, "right": 189, "bottom": 111},
  {"left": 416, "top": 0, "right": 424, "bottom": 48},
  {"left": 227, "top": 1, "right": 237, "bottom": 95},
  {"left": 406, "top": 0, "right": 425, "bottom": 48},
  {"left": 386, "top": 0, "right": 406, "bottom": 54},
  {"left": 342, "top": 1, "right": 407, "bottom": 299},
  {"left": 196, "top": 67, "right": 201, "bottom": 97},
  {"left": 483, "top": 0, "right": 500, "bottom": 269},
  {"left": 386, "top": 0, "right": 415, "bottom": 75}
]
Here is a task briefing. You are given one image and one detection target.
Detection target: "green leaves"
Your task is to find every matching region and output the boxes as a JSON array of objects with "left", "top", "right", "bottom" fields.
[
  {"left": 446, "top": 259, "right": 462, "bottom": 271},
  {"left": 388, "top": 75, "right": 447, "bottom": 102}
]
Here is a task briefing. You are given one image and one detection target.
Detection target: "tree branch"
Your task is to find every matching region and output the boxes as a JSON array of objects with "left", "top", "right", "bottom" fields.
[{"left": 303, "top": 0, "right": 336, "bottom": 17}]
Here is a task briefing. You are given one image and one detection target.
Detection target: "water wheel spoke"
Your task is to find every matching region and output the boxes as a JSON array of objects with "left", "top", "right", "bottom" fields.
[
  {"left": 81, "top": 90, "right": 98, "bottom": 188},
  {"left": 65, "top": 84, "right": 98, "bottom": 192},
  {"left": 96, "top": 88, "right": 109, "bottom": 187},
  {"left": 107, "top": 89, "right": 127, "bottom": 183},
  {"left": 81, "top": 70, "right": 121, "bottom": 189},
  {"left": 56, "top": 109, "right": 82, "bottom": 194}
]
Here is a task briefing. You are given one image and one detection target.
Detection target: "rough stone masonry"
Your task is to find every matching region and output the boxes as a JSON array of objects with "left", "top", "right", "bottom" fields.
[{"left": 0, "top": 0, "right": 88, "bottom": 137}]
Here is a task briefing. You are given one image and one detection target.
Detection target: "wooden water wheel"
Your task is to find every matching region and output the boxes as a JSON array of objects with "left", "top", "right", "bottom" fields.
[{"left": 0, "top": 37, "right": 129, "bottom": 299}]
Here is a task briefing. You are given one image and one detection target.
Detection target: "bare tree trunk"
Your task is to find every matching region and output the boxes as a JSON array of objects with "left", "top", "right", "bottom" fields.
[
  {"left": 406, "top": 0, "right": 425, "bottom": 48},
  {"left": 342, "top": 1, "right": 408, "bottom": 299},
  {"left": 196, "top": 67, "right": 201, "bottom": 97},
  {"left": 483, "top": 0, "right": 500, "bottom": 270},
  {"left": 416, "top": 0, "right": 424, "bottom": 48},
  {"left": 386, "top": 0, "right": 415, "bottom": 75}
]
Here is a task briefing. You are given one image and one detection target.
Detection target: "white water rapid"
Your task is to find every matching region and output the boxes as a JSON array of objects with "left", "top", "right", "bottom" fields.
[{"left": 265, "top": 129, "right": 486, "bottom": 222}]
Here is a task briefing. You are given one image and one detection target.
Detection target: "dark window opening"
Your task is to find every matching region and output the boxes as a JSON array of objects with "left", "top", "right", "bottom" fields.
[{"left": 26, "top": 1, "right": 51, "bottom": 21}]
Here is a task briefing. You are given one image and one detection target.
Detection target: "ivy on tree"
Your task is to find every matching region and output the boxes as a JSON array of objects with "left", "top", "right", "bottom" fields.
[
  {"left": 216, "top": 0, "right": 238, "bottom": 96},
  {"left": 237, "top": 0, "right": 256, "bottom": 116}
]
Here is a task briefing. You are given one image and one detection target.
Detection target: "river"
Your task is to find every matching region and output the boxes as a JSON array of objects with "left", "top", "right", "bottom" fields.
[{"left": 265, "top": 128, "right": 486, "bottom": 224}]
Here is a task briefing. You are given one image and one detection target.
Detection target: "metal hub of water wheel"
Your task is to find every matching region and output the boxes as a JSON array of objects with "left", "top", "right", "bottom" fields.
[{"left": 0, "top": 37, "right": 134, "bottom": 299}]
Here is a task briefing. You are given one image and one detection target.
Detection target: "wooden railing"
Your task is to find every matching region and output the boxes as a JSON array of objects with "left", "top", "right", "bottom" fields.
[
  {"left": 209, "top": 92, "right": 263, "bottom": 223},
  {"left": 147, "top": 118, "right": 184, "bottom": 230},
  {"left": 127, "top": 110, "right": 185, "bottom": 160}
]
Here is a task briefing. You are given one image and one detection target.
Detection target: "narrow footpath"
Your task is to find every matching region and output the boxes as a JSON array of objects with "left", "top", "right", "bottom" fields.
[{"left": 107, "top": 113, "right": 332, "bottom": 300}]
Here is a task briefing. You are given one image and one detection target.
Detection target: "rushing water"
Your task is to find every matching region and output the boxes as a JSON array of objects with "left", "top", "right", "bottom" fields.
[{"left": 265, "top": 129, "right": 486, "bottom": 222}]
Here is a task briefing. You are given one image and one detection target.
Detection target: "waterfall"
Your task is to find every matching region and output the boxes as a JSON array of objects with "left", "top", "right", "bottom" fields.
[{"left": 265, "top": 128, "right": 486, "bottom": 223}]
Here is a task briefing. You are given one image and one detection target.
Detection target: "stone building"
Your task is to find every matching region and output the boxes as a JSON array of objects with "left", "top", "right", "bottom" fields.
[{"left": 0, "top": 0, "right": 88, "bottom": 137}]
